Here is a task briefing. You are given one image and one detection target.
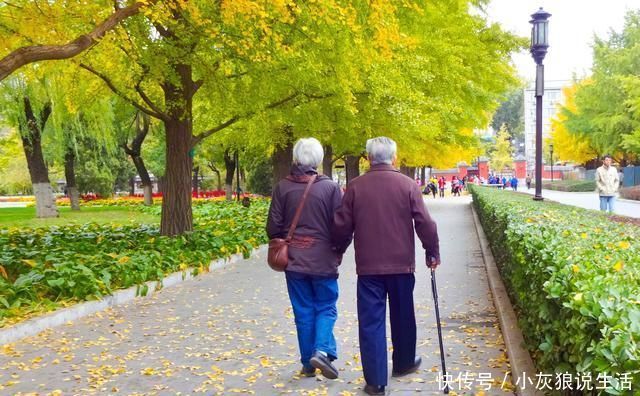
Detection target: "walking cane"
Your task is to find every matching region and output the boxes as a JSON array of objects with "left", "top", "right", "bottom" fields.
[{"left": 430, "top": 266, "right": 449, "bottom": 394}]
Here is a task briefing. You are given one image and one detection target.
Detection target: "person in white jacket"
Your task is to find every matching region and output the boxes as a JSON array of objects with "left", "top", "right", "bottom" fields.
[{"left": 595, "top": 155, "right": 619, "bottom": 213}]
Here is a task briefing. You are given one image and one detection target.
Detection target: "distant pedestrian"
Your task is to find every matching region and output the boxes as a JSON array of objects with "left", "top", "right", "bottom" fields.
[
  {"left": 501, "top": 176, "right": 507, "bottom": 189},
  {"left": 510, "top": 176, "right": 518, "bottom": 191},
  {"left": 596, "top": 154, "right": 619, "bottom": 214},
  {"left": 526, "top": 174, "right": 532, "bottom": 190},
  {"left": 438, "top": 177, "right": 445, "bottom": 197},
  {"left": 451, "top": 176, "right": 461, "bottom": 196}
]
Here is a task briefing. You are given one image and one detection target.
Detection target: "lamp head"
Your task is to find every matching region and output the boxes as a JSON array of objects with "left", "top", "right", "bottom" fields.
[{"left": 530, "top": 8, "right": 551, "bottom": 65}]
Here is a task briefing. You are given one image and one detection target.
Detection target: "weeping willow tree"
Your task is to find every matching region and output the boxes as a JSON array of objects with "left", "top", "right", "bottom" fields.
[
  {"left": 0, "top": 72, "right": 58, "bottom": 217},
  {"left": 0, "top": 64, "right": 118, "bottom": 215}
]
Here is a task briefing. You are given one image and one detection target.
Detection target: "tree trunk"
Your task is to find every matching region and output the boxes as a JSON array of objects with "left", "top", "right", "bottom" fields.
[
  {"left": 129, "top": 177, "right": 135, "bottom": 196},
  {"left": 420, "top": 167, "right": 426, "bottom": 185},
  {"left": 399, "top": 166, "right": 417, "bottom": 178},
  {"left": 408, "top": 167, "right": 416, "bottom": 179},
  {"left": 20, "top": 97, "right": 58, "bottom": 218},
  {"left": 159, "top": 61, "right": 194, "bottom": 236},
  {"left": 272, "top": 141, "right": 293, "bottom": 186},
  {"left": 157, "top": 176, "right": 164, "bottom": 194},
  {"left": 131, "top": 155, "right": 153, "bottom": 205},
  {"left": 345, "top": 155, "right": 360, "bottom": 185},
  {"left": 192, "top": 165, "right": 200, "bottom": 197},
  {"left": 208, "top": 162, "right": 222, "bottom": 191},
  {"left": 161, "top": 117, "right": 193, "bottom": 236},
  {"left": 123, "top": 112, "right": 154, "bottom": 206},
  {"left": 224, "top": 149, "right": 236, "bottom": 201},
  {"left": 64, "top": 148, "right": 80, "bottom": 211},
  {"left": 323, "top": 145, "right": 333, "bottom": 179}
]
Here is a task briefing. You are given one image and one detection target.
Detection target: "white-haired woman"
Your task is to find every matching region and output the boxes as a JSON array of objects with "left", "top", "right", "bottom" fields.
[{"left": 266, "top": 137, "right": 343, "bottom": 379}]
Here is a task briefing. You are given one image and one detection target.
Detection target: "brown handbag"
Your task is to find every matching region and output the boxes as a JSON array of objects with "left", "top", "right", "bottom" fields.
[{"left": 267, "top": 174, "right": 317, "bottom": 272}]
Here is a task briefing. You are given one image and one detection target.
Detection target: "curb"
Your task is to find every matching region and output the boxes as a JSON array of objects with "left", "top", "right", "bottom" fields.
[
  {"left": 469, "top": 204, "right": 544, "bottom": 396},
  {"left": 0, "top": 244, "right": 268, "bottom": 346}
]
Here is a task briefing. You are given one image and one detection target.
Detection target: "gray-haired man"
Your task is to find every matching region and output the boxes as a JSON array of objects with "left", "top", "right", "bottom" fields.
[{"left": 333, "top": 137, "right": 441, "bottom": 395}]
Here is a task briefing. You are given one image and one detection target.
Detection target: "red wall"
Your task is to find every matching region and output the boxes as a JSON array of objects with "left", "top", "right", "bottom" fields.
[{"left": 542, "top": 170, "right": 563, "bottom": 180}]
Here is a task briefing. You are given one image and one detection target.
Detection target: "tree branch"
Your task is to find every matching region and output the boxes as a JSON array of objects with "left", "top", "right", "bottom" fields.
[
  {"left": 39, "top": 102, "right": 52, "bottom": 130},
  {"left": 0, "top": 1, "right": 155, "bottom": 81},
  {"left": 134, "top": 82, "right": 169, "bottom": 121},
  {"left": 130, "top": 112, "right": 150, "bottom": 152},
  {"left": 192, "top": 92, "right": 301, "bottom": 147},
  {"left": 79, "top": 63, "right": 166, "bottom": 121},
  {"left": 121, "top": 142, "right": 135, "bottom": 156}
]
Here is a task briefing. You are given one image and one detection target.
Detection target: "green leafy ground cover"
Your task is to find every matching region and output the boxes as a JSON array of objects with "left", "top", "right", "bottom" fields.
[
  {"left": 470, "top": 186, "right": 639, "bottom": 394},
  {"left": 0, "top": 206, "right": 158, "bottom": 228},
  {"left": 0, "top": 200, "right": 269, "bottom": 327}
]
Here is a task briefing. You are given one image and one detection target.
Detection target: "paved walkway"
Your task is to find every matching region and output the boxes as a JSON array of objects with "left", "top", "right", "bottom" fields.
[
  {"left": 0, "top": 197, "right": 514, "bottom": 395},
  {"left": 516, "top": 188, "right": 639, "bottom": 218}
]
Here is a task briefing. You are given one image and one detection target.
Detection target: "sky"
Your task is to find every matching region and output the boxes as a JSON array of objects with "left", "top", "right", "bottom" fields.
[{"left": 484, "top": 0, "right": 639, "bottom": 83}]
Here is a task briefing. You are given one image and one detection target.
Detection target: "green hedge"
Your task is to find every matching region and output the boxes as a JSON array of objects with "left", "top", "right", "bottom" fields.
[
  {"left": 620, "top": 186, "right": 640, "bottom": 201},
  {"left": 0, "top": 200, "right": 269, "bottom": 327},
  {"left": 532, "top": 179, "right": 597, "bottom": 192},
  {"left": 470, "top": 186, "right": 639, "bottom": 394}
]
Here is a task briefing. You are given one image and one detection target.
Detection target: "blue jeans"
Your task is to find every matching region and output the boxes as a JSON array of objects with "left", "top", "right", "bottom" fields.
[
  {"left": 599, "top": 195, "right": 615, "bottom": 213},
  {"left": 285, "top": 272, "right": 339, "bottom": 367},
  {"left": 357, "top": 274, "right": 416, "bottom": 387}
]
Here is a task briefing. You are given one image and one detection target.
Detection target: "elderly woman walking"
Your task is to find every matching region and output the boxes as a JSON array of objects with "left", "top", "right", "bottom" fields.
[{"left": 266, "top": 138, "right": 344, "bottom": 379}]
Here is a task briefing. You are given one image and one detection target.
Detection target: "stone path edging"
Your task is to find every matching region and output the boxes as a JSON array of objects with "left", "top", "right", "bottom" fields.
[
  {"left": 470, "top": 205, "right": 545, "bottom": 396},
  {"left": 0, "top": 244, "right": 268, "bottom": 346}
]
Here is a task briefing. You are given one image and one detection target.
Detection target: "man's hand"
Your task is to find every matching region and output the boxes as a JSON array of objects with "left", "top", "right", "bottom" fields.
[{"left": 427, "top": 256, "right": 440, "bottom": 269}]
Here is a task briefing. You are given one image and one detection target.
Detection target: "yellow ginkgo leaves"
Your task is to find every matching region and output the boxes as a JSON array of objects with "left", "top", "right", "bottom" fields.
[{"left": 618, "top": 241, "right": 631, "bottom": 250}]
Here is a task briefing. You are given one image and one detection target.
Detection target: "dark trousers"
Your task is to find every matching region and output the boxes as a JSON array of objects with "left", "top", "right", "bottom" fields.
[{"left": 357, "top": 273, "right": 416, "bottom": 386}]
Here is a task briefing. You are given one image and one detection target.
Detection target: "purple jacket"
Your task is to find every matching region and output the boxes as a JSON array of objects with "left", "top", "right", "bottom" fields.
[
  {"left": 266, "top": 165, "right": 343, "bottom": 277},
  {"left": 333, "top": 164, "right": 440, "bottom": 275}
]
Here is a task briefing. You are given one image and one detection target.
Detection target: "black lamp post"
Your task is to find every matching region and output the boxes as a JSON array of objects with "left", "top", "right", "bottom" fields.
[
  {"left": 550, "top": 144, "right": 554, "bottom": 182},
  {"left": 530, "top": 7, "right": 551, "bottom": 201}
]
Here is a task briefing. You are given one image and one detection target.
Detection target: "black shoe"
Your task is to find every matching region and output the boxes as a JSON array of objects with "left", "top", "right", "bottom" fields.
[
  {"left": 309, "top": 352, "right": 338, "bottom": 379},
  {"left": 363, "top": 384, "right": 385, "bottom": 395},
  {"left": 392, "top": 356, "right": 422, "bottom": 377},
  {"left": 300, "top": 366, "right": 316, "bottom": 377}
]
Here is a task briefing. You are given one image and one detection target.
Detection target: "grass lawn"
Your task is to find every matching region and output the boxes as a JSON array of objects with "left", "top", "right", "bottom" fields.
[{"left": 0, "top": 206, "right": 159, "bottom": 228}]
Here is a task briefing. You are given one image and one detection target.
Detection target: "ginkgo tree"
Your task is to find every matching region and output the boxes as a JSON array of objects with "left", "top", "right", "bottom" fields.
[
  {"left": 1, "top": 0, "right": 524, "bottom": 235},
  {"left": 561, "top": 10, "right": 640, "bottom": 166},
  {"left": 489, "top": 125, "right": 513, "bottom": 172},
  {"left": 548, "top": 84, "right": 598, "bottom": 165}
]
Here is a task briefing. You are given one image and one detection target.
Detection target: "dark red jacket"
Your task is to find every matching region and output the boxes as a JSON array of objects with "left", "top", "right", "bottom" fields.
[
  {"left": 333, "top": 164, "right": 440, "bottom": 275},
  {"left": 266, "top": 165, "right": 343, "bottom": 277}
]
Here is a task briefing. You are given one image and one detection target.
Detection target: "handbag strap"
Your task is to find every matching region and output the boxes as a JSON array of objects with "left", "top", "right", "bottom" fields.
[{"left": 286, "top": 174, "right": 317, "bottom": 241}]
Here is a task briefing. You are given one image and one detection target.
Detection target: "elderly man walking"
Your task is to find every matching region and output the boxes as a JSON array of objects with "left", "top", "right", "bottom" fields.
[{"left": 333, "top": 137, "right": 441, "bottom": 395}]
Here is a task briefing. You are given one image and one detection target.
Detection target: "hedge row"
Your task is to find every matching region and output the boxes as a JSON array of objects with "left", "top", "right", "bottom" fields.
[
  {"left": 0, "top": 200, "right": 269, "bottom": 327},
  {"left": 470, "top": 186, "right": 639, "bottom": 394},
  {"left": 620, "top": 186, "right": 640, "bottom": 201}
]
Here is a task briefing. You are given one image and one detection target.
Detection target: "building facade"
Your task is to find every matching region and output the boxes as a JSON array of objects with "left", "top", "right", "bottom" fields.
[{"left": 523, "top": 80, "right": 569, "bottom": 173}]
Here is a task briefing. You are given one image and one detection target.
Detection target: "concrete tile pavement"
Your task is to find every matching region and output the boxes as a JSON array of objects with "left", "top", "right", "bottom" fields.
[
  {"left": 516, "top": 187, "right": 640, "bottom": 218},
  {"left": 0, "top": 197, "right": 515, "bottom": 395}
]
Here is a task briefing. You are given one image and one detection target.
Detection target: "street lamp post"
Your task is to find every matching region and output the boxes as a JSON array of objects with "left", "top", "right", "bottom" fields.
[
  {"left": 550, "top": 144, "right": 554, "bottom": 182},
  {"left": 530, "top": 7, "right": 551, "bottom": 201}
]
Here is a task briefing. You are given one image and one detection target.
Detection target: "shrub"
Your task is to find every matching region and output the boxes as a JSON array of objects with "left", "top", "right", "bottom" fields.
[
  {"left": 620, "top": 186, "right": 640, "bottom": 201},
  {"left": 470, "top": 185, "right": 640, "bottom": 394},
  {"left": 0, "top": 200, "right": 269, "bottom": 327}
]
